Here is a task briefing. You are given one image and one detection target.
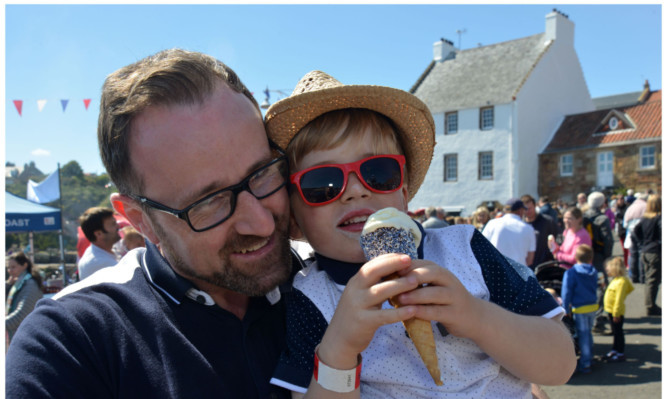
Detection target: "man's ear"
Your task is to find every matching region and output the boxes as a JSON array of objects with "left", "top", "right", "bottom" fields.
[{"left": 110, "top": 193, "right": 160, "bottom": 245}]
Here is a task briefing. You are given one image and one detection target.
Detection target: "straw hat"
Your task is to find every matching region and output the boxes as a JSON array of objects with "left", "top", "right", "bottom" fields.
[{"left": 265, "top": 70, "right": 435, "bottom": 201}]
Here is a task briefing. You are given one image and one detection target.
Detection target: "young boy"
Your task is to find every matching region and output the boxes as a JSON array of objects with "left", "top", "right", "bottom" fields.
[
  {"left": 265, "top": 70, "right": 575, "bottom": 398},
  {"left": 560, "top": 244, "right": 599, "bottom": 374}
]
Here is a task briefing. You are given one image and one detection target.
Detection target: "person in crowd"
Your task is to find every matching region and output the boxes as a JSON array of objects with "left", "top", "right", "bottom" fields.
[
  {"left": 550, "top": 207, "right": 592, "bottom": 268},
  {"left": 521, "top": 194, "right": 561, "bottom": 270},
  {"left": 538, "top": 195, "right": 559, "bottom": 223},
  {"left": 421, "top": 206, "right": 449, "bottom": 229},
  {"left": 602, "top": 257, "right": 634, "bottom": 362},
  {"left": 632, "top": 194, "right": 661, "bottom": 316},
  {"left": 576, "top": 192, "right": 588, "bottom": 210},
  {"left": 623, "top": 191, "right": 648, "bottom": 283},
  {"left": 625, "top": 188, "right": 636, "bottom": 205},
  {"left": 613, "top": 194, "right": 629, "bottom": 267},
  {"left": 77, "top": 206, "right": 121, "bottom": 280},
  {"left": 121, "top": 226, "right": 146, "bottom": 251},
  {"left": 6, "top": 252, "right": 43, "bottom": 345},
  {"left": 482, "top": 198, "right": 536, "bottom": 266},
  {"left": 560, "top": 244, "right": 599, "bottom": 374},
  {"left": 264, "top": 70, "right": 575, "bottom": 397},
  {"left": 8, "top": 48, "right": 309, "bottom": 398},
  {"left": 471, "top": 205, "right": 490, "bottom": 232},
  {"left": 602, "top": 196, "right": 615, "bottom": 231},
  {"left": 583, "top": 192, "right": 614, "bottom": 334}
]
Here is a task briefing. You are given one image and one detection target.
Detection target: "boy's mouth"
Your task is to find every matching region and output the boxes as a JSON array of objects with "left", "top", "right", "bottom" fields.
[
  {"left": 339, "top": 215, "right": 368, "bottom": 227},
  {"left": 337, "top": 210, "right": 374, "bottom": 232}
]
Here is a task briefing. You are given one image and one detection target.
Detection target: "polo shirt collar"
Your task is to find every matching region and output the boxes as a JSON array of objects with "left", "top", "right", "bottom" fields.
[{"left": 141, "top": 240, "right": 301, "bottom": 306}]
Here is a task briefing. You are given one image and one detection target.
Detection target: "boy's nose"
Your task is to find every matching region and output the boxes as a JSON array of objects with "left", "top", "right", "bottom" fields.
[{"left": 340, "top": 171, "right": 371, "bottom": 202}]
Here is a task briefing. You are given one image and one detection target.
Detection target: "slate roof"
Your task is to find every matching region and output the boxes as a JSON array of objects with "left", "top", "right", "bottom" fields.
[
  {"left": 543, "top": 90, "right": 662, "bottom": 153},
  {"left": 592, "top": 91, "right": 643, "bottom": 110},
  {"left": 410, "top": 33, "right": 551, "bottom": 111}
]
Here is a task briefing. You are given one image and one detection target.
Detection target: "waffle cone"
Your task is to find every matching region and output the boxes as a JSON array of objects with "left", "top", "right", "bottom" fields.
[{"left": 387, "top": 273, "right": 443, "bottom": 386}]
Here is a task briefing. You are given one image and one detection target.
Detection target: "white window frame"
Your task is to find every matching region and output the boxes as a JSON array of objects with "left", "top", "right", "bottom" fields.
[
  {"left": 444, "top": 154, "right": 457, "bottom": 182},
  {"left": 445, "top": 112, "right": 458, "bottom": 135},
  {"left": 560, "top": 154, "right": 573, "bottom": 176},
  {"left": 480, "top": 106, "right": 494, "bottom": 130},
  {"left": 478, "top": 152, "right": 493, "bottom": 180},
  {"left": 639, "top": 145, "right": 656, "bottom": 170}
]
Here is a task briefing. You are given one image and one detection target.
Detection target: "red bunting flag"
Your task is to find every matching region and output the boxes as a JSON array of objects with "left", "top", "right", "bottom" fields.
[
  {"left": 60, "top": 99, "right": 69, "bottom": 112},
  {"left": 13, "top": 100, "right": 23, "bottom": 116},
  {"left": 83, "top": 99, "right": 91, "bottom": 110}
]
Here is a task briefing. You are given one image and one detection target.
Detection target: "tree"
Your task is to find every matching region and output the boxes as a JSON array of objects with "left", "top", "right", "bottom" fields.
[{"left": 61, "top": 160, "right": 84, "bottom": 179}]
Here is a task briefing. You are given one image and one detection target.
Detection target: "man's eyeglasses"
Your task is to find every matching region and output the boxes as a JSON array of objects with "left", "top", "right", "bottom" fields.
[
  {"left": 132, "top": 155, "right": 289, "bottom": 232},
  {"left": 290, "top": 154, "right": 405, "bottom": 206}
]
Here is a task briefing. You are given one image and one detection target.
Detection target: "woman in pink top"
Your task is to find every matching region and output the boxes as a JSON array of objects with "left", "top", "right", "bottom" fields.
[{"left": 553, "top": 207, "right": 592, "bottom": 268}]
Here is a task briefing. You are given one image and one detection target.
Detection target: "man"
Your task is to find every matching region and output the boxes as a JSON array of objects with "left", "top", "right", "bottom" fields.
[
  {"left": 613, "top": 194, "right": 629, "bottom": 267},
  {"left": 576, "top": 192, "right": 588, "bottom": 210},
  {"left": 482, "top": 198, "right": 536, "bottom": 266},
  {"left": 77, "top": 207, "right": 121, "bottom": 280},
  {"left": 623, "top": 191, "right": 648, "bottom": 283},
  {"left": 421, "top": 206, "right": 449, "bottom": 229},
  {"left": 6, "top": 49, "right": 300, "bottom": 398},
  {"left": 584, "top": 192, "right": 614, "bottom": 334},
  {"left": 521, "top": 195, "right": 561, "bottom": 270}
]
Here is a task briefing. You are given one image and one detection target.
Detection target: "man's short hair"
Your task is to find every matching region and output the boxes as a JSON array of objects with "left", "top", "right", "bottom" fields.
[
  {"left": 575, "top": 244, "right": 594, "bottom": 264},
  {"left": 425, "top": 206, "right": 437, "bottom": 218},
  {"left": 520, "top": 194, "right": 536, "bottom": 206},
  {"left": 79, "top": 207, "right": 115, "bottom": 242},
  {"left": 98, "top": 48, "right": 258, "bottom": 195}
]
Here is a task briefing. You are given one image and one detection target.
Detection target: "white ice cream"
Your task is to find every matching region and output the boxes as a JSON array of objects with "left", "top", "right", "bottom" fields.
[{"left": 362, "top": 207, "right": 421, "bottom": 246}]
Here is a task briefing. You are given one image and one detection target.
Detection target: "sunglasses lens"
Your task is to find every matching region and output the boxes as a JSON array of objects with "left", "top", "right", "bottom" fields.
[
  {"left": 360, "top": 157, "right": 402, "bottom": 191},
  {"left": 299, "top": 167, "right": 345, "bottom": 204}
]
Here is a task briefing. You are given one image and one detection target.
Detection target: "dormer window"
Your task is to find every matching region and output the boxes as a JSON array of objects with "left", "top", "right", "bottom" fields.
[
  {"left": 609, "top": 116, "right": 619, "bottom": 130},
  {"left": 595, "top": 111, "right": 634, "bottom": 135}
]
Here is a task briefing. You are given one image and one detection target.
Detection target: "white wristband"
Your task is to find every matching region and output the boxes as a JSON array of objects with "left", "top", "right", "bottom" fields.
[{"left": 313, "top": 345, "right": 362, "bottom": 393}]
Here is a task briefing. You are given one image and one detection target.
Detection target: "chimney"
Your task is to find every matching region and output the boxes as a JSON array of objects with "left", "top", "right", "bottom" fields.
[
  {"left": 433, "top": 38, "right": 456, "bottom": 62},
  {"left": 545, "top": 9, "right": 574, "bottom": 47},
  {"left": 638, "top": 80, "right": 651, "bottom": 102}
]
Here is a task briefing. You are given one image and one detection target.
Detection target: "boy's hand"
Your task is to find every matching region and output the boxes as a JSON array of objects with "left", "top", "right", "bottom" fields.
[
  {"left": 317, "top": 253, "right": 420, "bottom": 370},
  {"left": 391, "top": 259, "right": 487, "bottom": 340}
]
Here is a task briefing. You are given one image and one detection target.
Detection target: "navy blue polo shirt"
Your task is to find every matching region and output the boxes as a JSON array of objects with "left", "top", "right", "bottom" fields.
[{"left": 6, "top": 241, "right": 294, "bottom": 399}]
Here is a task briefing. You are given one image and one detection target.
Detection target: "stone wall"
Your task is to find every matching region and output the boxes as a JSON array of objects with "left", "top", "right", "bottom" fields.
[{"left": 538, "top": 141, "right": 661, "bottom": 203}]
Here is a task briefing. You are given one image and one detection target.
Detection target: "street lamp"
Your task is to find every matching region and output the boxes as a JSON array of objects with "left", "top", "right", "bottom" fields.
[{"left": 260, "top": 87, "right": 291, "bottom": 109}]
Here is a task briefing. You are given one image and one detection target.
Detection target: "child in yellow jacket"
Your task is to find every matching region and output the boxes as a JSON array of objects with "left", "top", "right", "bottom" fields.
[{"left": 603, "top": 257, "right": 634, "bottom": 362}]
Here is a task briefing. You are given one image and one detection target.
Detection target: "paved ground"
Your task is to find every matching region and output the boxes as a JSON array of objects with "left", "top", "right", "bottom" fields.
[{"left": 541, "top": 237, "right": 662, "bottom": 399}]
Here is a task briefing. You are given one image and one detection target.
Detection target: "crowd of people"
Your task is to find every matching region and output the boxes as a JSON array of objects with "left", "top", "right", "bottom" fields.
[
  {"left": 413, "top": 188, "right": 661, "bottom": 376},
  {"left": 3, "top": 47, "right": 660, "bottom": 398}
]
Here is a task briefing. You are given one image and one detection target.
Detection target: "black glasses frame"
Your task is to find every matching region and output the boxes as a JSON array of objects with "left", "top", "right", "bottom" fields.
[{"left": 131, "top": 142, "right": 288, "bottom": 232}]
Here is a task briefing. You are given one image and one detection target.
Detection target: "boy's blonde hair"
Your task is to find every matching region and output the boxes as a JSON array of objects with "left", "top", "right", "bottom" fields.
[
  {"left": 287, "top": 108, "right": 404, "bottom": 173},
  {"left": 605, "top": 257, "right": 627, "bottom": 277},
  {"left": 575, "top": 244, "right": 593, "bottom": 264}
]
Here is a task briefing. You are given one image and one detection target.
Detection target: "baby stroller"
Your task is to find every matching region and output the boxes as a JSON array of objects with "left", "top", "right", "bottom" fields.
[{"left": 534, "top": 260, "right": 578, "bottom": 352}]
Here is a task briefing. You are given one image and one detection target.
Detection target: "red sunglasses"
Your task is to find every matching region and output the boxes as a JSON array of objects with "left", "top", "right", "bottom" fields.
[{"left": 290, "top": 154, "right": 406, "bottom": 206}]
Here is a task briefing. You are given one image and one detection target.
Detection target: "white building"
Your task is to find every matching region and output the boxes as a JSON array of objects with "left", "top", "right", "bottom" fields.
[{"left": 409, "top": 10, "right": 594, "bottom": 215}]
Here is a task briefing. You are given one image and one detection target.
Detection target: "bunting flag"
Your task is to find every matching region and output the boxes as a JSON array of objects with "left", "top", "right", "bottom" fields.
[
  {"left": 27, "top": 170, "right": 61, "bottom": 204},
  {"left": 83, "top": 99, "right": 91, "bottom": 110},
  {"left": 37, "top": 99, "right": 47, "bottom": 112},
  {"left": 13, "top": 100, "right": 23, "bottom": 116},
  {"left": 60, "top": 99, "right": 69, "bottom": 112}
]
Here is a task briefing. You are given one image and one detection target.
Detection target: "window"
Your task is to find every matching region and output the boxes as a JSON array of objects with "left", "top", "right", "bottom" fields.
[
  {"left": 480, "top": 106, "right": 494, "bottom": 130},
  {"left": 640, "top": 146, "right": 656, "bottom": 169},
  {"left": 445, "top": 112, "right": 458, "bottom": 134},
  {"left": 444, "top": 154, "right": 457, "bottom": 181},
  {"left": 478, "top": 152, "right": 493, "bottom": 180},
  {"left": 560, "top": 154, "right": 573, "bottom": 176}
]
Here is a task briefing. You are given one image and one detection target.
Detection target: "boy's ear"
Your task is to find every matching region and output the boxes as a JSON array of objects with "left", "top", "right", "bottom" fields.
[
  {"left": 110, "top": 193, "right": 160, "bottom": 245},
  {"left": 400, "top": 183, "right": 410, "bottom": 212},
  {"left": 288, "top": 212, "right": 305, "bottom": 240}
]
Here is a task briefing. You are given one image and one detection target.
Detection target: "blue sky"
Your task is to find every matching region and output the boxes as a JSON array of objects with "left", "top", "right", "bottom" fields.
[{"left": 4, "top": 4, "right": 662, "bottom": 176}]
